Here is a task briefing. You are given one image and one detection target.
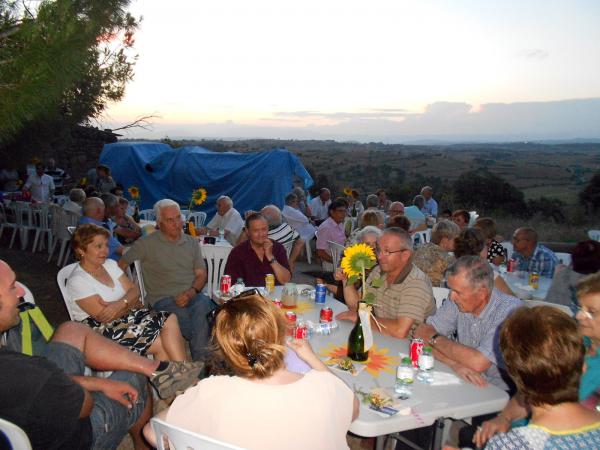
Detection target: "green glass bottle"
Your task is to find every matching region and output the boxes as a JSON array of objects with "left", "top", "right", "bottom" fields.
[{"left": 347, "top": 305, "right": 368, "bottom": 362}]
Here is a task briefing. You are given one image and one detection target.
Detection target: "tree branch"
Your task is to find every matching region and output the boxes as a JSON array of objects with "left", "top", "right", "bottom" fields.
[{"left": 111, "top": 114, "right": 160, "bottom": 132}]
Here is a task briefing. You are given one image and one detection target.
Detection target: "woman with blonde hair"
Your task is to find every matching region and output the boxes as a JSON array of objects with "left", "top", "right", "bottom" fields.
[{"left": 144, "top": 294, "right": 358, "bottom": 450}]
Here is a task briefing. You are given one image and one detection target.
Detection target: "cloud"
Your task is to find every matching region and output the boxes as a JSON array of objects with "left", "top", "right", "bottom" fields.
[
  {"left": 273, "top": 109, "right": 413, "bottom": 120},
  {"left": 517, "top": 48, "right": 549, "bottom": 60}
]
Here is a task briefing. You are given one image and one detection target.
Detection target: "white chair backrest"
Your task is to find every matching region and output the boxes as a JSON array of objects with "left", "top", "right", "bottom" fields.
[
  {"left": 132, "top": 260, "right": 146, "bottom": 304},
  {"left": 56, "top": 263, "right": 80, "bottom": 321},
  {"left": 282, "top": 239, "right": 294, "bottom": 259},
  {"left": 555, "top": 252, "right": 572, "bottom": 266},
  {"left": 202, "top": 245, "right": 231, "bottom": 299},
  {"left": 139, "top": 209, "right": 156, "bottom": 221},
  {"left": 151, "top": 418, "right": 246, "bottom": 450},
  {"left": 0, "top": 417, "right": 32, "bottom": 450},
  {"left": 525, "top": 300, "right": 572, "bottom": 316},
  {"left": 67, "top": 226, "right": 76, "bottom": 235},
  {"left": 188, "top": 211, "right": 207, "bottom": 229},
  {"left": 468, "top": 211, "right": 479, "bottom": 227},
  {"left": 412, "top": 229, "right": 431, "bottom": 246},
  {"left": 327, "top": 241, "right": 345, "bottom": 270},
  {"left": 17, "top": 282, "right": 35, "bottom": 305},
  {"left": 500, "top": 241, "right": 513, "bottom": 260},
  {"left": 588, "top": 229, "right": 600, "bottom": 242},
  {"left": 432, "top": 287, "right": 449, "bottom": 310}
]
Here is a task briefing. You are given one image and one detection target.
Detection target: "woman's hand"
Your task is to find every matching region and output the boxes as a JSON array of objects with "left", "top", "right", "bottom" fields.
[
  {"left": 334, "top": 268, "right": 347, "bottom": 282},
  {"left": 95, "top": 299, "right": 128, "bottom": 323},
  {"left": 287, "top": 339, "right": 328, "bottom": 371},
  {"left": 474, "top": 415, "right": 511, "bottom": 448}
]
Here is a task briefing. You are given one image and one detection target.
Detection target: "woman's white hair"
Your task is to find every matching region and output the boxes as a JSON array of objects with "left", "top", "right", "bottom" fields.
[{"left": 154, "top": 199, "right": 180, "bottom": 221}]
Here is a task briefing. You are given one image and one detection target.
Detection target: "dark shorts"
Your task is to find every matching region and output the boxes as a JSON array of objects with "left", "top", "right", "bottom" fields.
[{"left": 43, "top": 342, "right": 148, "bottom": 450}]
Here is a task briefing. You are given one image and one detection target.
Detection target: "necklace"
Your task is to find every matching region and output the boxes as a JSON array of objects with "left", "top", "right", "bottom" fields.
[{"left": 81, "top": 264, "right": 103, "bottom": 278}]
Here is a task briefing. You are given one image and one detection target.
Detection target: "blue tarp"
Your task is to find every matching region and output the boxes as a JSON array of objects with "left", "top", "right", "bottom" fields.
[{"left": 99, "top": 142, "right": 313, "bottom": 218}]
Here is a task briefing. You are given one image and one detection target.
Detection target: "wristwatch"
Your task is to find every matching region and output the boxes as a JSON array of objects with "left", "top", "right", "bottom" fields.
[
  {"left": 428, "top": 333, "right": 440, "bottom": 346},
  {"left": 268, "top": 257, "right": 276, "bottom": 264}
]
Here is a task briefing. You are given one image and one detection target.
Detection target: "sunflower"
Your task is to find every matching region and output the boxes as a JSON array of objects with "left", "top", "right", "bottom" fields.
[
  {"left": 343, "top": 187, "right": 353, "bottom": 196},
  {"left": 128, "top": 186, "right": 140, "bottom": 200},
  {"left": 80, "top": 177, "right": 87, "bottom": 186},
  {"left": 340, "top": 243, "right": 377, "bottom": 279},
  {"left": 192, "top": 187, "right": 207, "bottom": 206}
]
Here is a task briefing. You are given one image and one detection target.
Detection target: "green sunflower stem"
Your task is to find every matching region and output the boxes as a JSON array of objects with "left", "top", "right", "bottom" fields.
[{"left": 361, "top": 265, "right": 366, "bottom": 302}]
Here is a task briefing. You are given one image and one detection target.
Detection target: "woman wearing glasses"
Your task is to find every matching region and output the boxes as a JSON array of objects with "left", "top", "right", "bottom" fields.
[{"left": 144, "top": 294, "right": 358, "bottom": 450}]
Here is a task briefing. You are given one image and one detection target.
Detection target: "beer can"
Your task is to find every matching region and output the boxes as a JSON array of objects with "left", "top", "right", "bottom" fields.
[
  {"left": 265, "top": 274, "right": 275, "bottom": 293},
  {"left": 409, "top": 338, "right": 425, "bottom": 368},
  {"left": 320, "top": 307, "right": 333, "bottom": 323},
  {"left": 315, "top": 284, "right": 327, "bottom": 304},
  {"left": 529, "top": 271, "right": 540, "bottom": 289},
  {"left": 507, "top": 259, "right": 516, "bottom": 273},
  {"left": 294, "top": 322, "right": 308, "bottom": 340},
  {"left": 220, "top": 275, "right": 231, "bottom": 295}
]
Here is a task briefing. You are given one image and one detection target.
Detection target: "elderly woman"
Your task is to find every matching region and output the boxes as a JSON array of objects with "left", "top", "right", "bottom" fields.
[
  {"left": 67, "top": 224, "right": 187, "bottom": 360},
  {"left": 346, "top": 210, "right": 383, "bottom": 245},
  {"left": 454, "top": 228, "right": 514, "bottom": 295},
  {"left": 144, "top": 295, "right": 358, "bottom": 450},
  {"left": 474, "top": 217, "right": 505, "bottom": 265},
  {"left": 414, "top": 220, "right": 459, "bottom": 286},
  {"left": 112, "top": 196, "right": 142, "bottom": 245}
]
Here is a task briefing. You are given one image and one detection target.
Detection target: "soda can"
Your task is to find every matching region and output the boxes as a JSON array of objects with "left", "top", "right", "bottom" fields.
[
  {"left": 265, "top": 274, "right": 275, "bottom": 293},
  {"left": 320, "top": 307, "right": 333, "bottom": 323},
  {"left": 409, "top": 338, "right": 425, "bottom": 368},
  {"left": 507, "top": 259, "right": 516, "bottom": 273},
  {"left": 220, "top": 275, "right": 231, "bottom": 295},
  {"left": 285, "top": 311, "right": 297, "bottom": 325},
  {"left": 529, "top": 271, "right": 540, "bottom": 289},
  {"left": 315, "top": 284, "right": 327, "bottom": 304},
  {"left": 294, "top": 322, "right": 308, "bottom": 340},
  {"left": 272, "top": 298, "right": 282, "bottom": 308}
]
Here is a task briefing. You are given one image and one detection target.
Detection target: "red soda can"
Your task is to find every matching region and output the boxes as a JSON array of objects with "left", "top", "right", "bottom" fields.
[
  {"left": 285, "top": 311, "right": 297, "bottom": 337},
  {"left": 294, "top": 322, "right": 308, "bottom": 340},
  {"left": 507, "top": 259, "right": 516, "bottom": 273},
  {"left": 272, "top": 298, "right": 282, "bottom": 308},
  {"left": 220, "top": 275, "right": 232, "bottom": 294},
  {"left": 320, "top": 307, "right": 333, "bottom": 323},
  {"left": 410, "top": 338, "right": 425, "bottom": 368}
]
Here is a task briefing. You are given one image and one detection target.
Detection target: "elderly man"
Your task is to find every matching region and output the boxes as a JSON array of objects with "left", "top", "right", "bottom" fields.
[
  {"left": 414, "top": 220, "right": 460, "bottom": 286},
  {"left": 359, "top": 194, "right": 386, "bottom": 227},
  {"left": 403, "top": 195, "right": 427, "bottom": 232},
  {"left": 511, "top": 227, "right": 558, "bottom": 278},
  {"left": 414, "top": 256, "right": 523, "bottom": 390},
  {"left": 282, "top": 192, "right": 317, "bottom": 242},
  {"left": 388, "top": 201, "right": 405, "bottom": 218},
  {"left": 309, "top": 188, "right": 331, "bottom": 225},
  {"left": 63, "top": 188, "right": 86, "bottom": 214},
  {"left": 0, "top": 260, "right": 203, "bottom": 450},
  {"left": 119, "top": 199, "right": 215, "bottom": 360},
  {"left": 79, "top": 197, "right": 124, "bottom": 260},
  {"left": 23, "top": 162, "right": 55, "bottom": 202},
  {"left": 201, "top": 195, "right": 244, "bottom": 244},
  {"left": 316, "top": 198, "right": 348, "bottom": 269},
  {"left": 224, "top": 212, "right": 291, "bottom": 286},
  {"left": 420, "top": 186, "right": 438, "bottom": 217},
  {"left": 337, "top": 228, "right": 435, "bottom": 338}
]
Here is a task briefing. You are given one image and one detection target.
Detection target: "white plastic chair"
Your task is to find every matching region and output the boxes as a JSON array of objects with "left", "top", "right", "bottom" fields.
[
  {"left": 588, "top": 230, "right": 600, "bottom": 242},
  {"left": 56, "top": 263, "right": 79, "bottom": 321},
  {"left": 188, "top": 211, "right": 207, "bottom": 228},
  {"left": 468, "top": 211, "right": 479, "bottom": 227},
  {"left": 47, "top": 210, "right": 78, "bottom": 266},
  {"left": 500, "top": 241, "right": 513, "bottom": 260},
  {"left": 10, "top": 201, "right": 36, "bottom": 249},
  {"left": 412, "top": 229, "right": 431, "bottom": 246},
  {"left": 555, "top": 252, "right": 572, "bottom": 266},
  {"left": 0, "top": 202, "right": 18, "bottom": 241},
  {"left": 17, "top": 281, "right": 35, "bottom": 305},
  {"left": 139, "top": 209, "right": 156, "bottom": 221},
  {"left": 0, "top": 417, "right": 32, "bottom": 450},
  {"left": 31, "top": 203, "right": 52, "bottom": 253},
  {"left": 202, "top": 245, "right": 232, "bottom": 299},
  {"left": 282, "top": 239, "right": 294, "bottom": 259},
  {"left": 432, "top": 287, "right": 450, "bottom": 310},
  {"left": 132, "top": 260, "right": 146, "bottom": 305},
  {"left": 326, "top": 240, "right": 345, "bottom": 272},
  {"left": 151, "top": 418, "right": 246, "bottom": 450},
  {"left": 525, "top": 300, "right": 572, "bottom": 316}
]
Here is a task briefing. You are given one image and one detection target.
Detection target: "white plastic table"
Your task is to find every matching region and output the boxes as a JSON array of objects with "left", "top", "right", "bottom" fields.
[
  {"left": 265, "top": 286, "right": 510, "bottom": 450},
  {"left": 501, "top": 272, "right": 552, "bottom": 300}
]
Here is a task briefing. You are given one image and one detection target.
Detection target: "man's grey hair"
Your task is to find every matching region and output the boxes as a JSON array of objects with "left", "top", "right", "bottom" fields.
[
  {"left": 292, "top": 187, "right": 306, "bottom": 201},
  {"left": 366, "top": 194, "right": 379, "bottom": 208},
  {"left": 100, "top": 193, "right": 119, "bottom": 209},
  {"left": 285, "top": 192, "right": 298, "bottom": 205},
  {"left": 82, "top": 197, "right": 104, "bottom": 216},
  {"left": 358, "top": 225, "right": 383, "bottom": 242},
  {"left": 261, "top": 205, "right": 282, "bottom": 227},
  {"left": 413, "top": 195, "right": 425, "bottom": 209},
  {"left": 420, "top": 186, "right": 433, "bottom": 194},
  {"left": 218, "top": 195, "right": 233, "bottom": 207},
  {"left": 431, "top": 220, "right": 460, "bottom": 245},
  {"left": 154, "top": 199, "right": 180, "bottom": 221},
  {"left": 446, "top": 255, "right": 494, "bottom": 293},
  {"left": 382, "top": 227, "right": 413, "bottom": 251},
  {"left": 69, "top": 188, "right": 86, "bottom": 204}
]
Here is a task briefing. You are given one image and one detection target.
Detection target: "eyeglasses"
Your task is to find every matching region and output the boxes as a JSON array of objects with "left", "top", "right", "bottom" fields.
[
  {"left": 376, "top": 247, "right": 409, "bottom": 256},
  {"left": 162, "top": 216, "right": 182, "bottom": 224},
  {"left": 206, "top": 288, "right": 266, "bottom": 326}
]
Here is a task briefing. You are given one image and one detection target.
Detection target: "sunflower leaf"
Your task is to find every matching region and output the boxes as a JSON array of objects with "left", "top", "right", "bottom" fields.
[
  {"left": 347, "top": 275, "right": 359, "bottom": 285},
  {"left": 371, "top": 278, "right": 383, "bottom": 288},
  {"left": 363, "top": 292, "right": 375, "bottom": 304}
]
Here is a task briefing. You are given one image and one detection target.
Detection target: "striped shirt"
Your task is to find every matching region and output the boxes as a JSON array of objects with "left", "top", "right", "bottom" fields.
[
  {"left": 366, "top": 264, "right": 436, "bottom": 331},
  {"left": 426, "top": 289, "right": 524, "bottom": 391},
  {"left": 268, "top": 223, "right": 299, "bottom": 245},
  {"left": 513, "top": 244, "right": 558, "bottom": 278}
]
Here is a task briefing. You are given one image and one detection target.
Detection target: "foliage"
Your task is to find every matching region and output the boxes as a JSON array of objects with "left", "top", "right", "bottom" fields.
[
  {"left": 0, "top": 0, "right": 138, "bottom": 143},
  {"left": 580, "top": 172, "right": 600, "bottom": 212},
  {"left": 453, "top": 170, "right": 527, "bottom": 216},
  {"left": 526, "top": 197, "right": 566, "bottom": 223}
]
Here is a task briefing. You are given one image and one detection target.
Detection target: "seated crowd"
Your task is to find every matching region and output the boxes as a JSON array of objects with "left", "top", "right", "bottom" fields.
[{"left": 2, "top": 180, "right": 600, "bottom": 450}]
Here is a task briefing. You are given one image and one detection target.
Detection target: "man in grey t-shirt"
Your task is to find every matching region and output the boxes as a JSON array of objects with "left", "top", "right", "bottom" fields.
[{"left": 120, "top": 199, "right": 215, "bottom": 360}]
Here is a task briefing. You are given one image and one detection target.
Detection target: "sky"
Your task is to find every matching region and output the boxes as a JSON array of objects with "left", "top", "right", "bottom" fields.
[{"left": 103, "top": 0, "right": 600, "bottom": 142}]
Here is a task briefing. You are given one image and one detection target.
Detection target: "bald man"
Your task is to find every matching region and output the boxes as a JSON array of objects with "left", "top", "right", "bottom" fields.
[
  {"left": 79, "top": 197, "right": 124, "bottom": 260},
  {"left": 511, "top": 227, "right": 558, "bottom": 278}
]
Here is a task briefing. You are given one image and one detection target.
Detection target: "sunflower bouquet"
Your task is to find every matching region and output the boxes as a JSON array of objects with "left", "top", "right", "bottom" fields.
[
  {"left": 128, "top": 186, "right": 140, "bottom": 201},
  {"left": 188, "top": 187, "right": 207, "bottom": 212}
]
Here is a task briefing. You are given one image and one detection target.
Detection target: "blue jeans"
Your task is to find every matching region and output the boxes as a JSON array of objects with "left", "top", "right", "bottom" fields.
[
  {"left": 152, "top": 293, "right": 216, "bottom": 360},
  {"left": 43, "top": 342, "right": 147, "bottom": 450}
]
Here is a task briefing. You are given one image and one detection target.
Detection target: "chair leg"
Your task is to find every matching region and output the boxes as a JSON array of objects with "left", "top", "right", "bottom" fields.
[
  {"left": 47, "top": 238, "right": 58, "bottom": 262},
  {"left": 57, "top": 240, "right": 67, "bottom": 267},
  {"left": 9, "top": 227, "right": 19, "bottom": 249},
  {"left": 61, "top": 247, "right": 72, "bottom": 267},
  {"left": 32, "top": 230, "right": 41, "bottom": 253},
  {"left": 305, "top": 240, "right": 312, "bottom": 264}
]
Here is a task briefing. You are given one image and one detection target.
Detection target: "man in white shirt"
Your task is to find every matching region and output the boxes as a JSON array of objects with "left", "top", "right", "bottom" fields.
[
  {"left": 309, "top": 188, "right": 331, "bottom": 225},
  {"left": 23, "top": 163, "right": 55, "bottom": 202},
  {"left": 201, "top": 195, "right": 244, "bottom": 244},
  {"left": 282, "top": 193, "right": 317, "bottom": 242},
  {"left": 421, "top": 186, "right": 438, "bottom": 217}
]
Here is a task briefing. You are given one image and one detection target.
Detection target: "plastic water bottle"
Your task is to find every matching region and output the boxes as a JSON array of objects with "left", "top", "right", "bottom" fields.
[
  {"left": 232, "top": 278, "right": 245, "bottom": 296},
  {"left": 416, "top": 347, "right": 435, "bottom": 384},
  {"left": 306, "top": 320, "right": 338, "bottom": 337},
  {"left": 218, "top": 228, "right": 225, "bottom": 242},
  {"left": 395, "top": 357, "right": 414, "bottom": 399}
]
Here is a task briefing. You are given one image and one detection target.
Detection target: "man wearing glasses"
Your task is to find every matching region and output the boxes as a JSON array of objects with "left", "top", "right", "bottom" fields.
[
  {"left": 511, "top": 227, "right": 558, "bottom": 278},
  {"left": 119, "top": 199, "right": 215, "bottom": 361},
  {"left": 336, "top": 228, "right": 435, "bottom": 338}
]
